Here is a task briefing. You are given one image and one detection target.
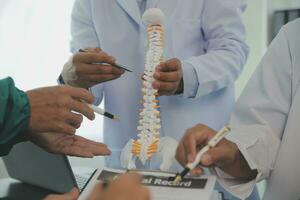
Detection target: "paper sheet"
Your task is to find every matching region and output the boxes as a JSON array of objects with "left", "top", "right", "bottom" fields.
[{"left": 97, "top": 169, "right": 216, "bottom": 200}]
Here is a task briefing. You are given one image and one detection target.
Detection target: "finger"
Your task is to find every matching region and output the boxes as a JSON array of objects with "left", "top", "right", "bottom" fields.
[
  {"left": 190, "top": 167, "right": 204, "bottom": 176},
  {"left": 182, "top": 133, "right": 197, "bottom": 163},
  {"left": 63, "top": 86, "right": 95, "bottom": 104},
  {"left": 55, "top": 122, "right": 76, "bottom": 135},
  {"left": 182, "top": 128, "right": 208, "bottom": 163},
  {"left": 83, "top": 47, "right": 102, "bottom": 53},
  {"left": 65, "top": 188, "right": 80, "bottom": 200},
  {"left": 136, "top": 187, "right": 150, "bottom": 200},
  {"left": 82, "top": 143, "right": 111, "bottom": 156},
  {"left": 121, "top": 173, "right": 142, "bottom": 183},
  {"left": 43, "top": 188, "right": 80, "bottom": 200},
  {"left": 70, "top": 100, "right": 95, "bottom": 120},
  {"left": 156, "top": 58, "right": 181, "bottom": 72},
  {"left": 201, "top": 146, "right": 228, "bottom": 167},
  {"left": 75, "top": 135, "right": 106, "bottom": 145},
  {"left": 142, "top": 187, "right": 151, "bottom": 200},
  {"left": 152, "top": 81, "right": 178, "bottom": 92},
  {"left": 88, "top": 182, "right": 103, "bottom": 200},
  {"left": 77, "top": 64, "right": 124, "bottom": 75},
  {"left": 82, "top": 74, "right": 122, "bottom": 82},
  {"left": 74, "top": 51, "right": 116, "bottom": 65},
  {"left": 62, "top": 145, "right": 94, "bottom": 158},
  {"left": 65, "top": 112, "right": 83, "bottom": 129},
  {"left": 73, "top": 137, "right": 112, "bottom": 155},
  {"left": 153, "top": 71, "right": 181, "bottom": 82},
  {"left": 89, "top": 144, "right": 112, "bottom": 156}
]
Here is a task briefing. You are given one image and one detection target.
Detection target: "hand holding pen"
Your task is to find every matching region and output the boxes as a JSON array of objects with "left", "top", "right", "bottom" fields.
[
  {"left": 71, "top": 48, "right": 131, "bottom": 89},
  {"left": 173, "top": 124, "right": 247, "bottom": 182}
]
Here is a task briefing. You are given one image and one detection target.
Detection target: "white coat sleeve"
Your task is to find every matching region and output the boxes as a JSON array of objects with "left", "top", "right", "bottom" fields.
[
  {"left": 70, "top": 0, "right": 100, "bottom": 52},
  {"left": 64, "top": 0, "right": 104, "bottom": 105},
  {"left": 183, "top": 0, "right": 249, "bottom": 98},
  {"left": 213, "top": 26, "right": 292, "bottom": 199}
]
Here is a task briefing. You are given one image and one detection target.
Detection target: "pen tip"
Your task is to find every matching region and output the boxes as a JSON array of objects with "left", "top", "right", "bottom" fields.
[
  {"left": 113, "top": 116, "right": 120, "bottom": 120},
  {"left": 173, "top": 175, "right": 182, "bottom": 184},
  {"left": 168, "top": 173, "right": 182, "bottom": 183}
]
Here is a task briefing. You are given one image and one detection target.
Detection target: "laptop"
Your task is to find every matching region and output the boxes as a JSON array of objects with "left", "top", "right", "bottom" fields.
[{"left": 2, "top": 141, "right": 96, "bottom": 193}]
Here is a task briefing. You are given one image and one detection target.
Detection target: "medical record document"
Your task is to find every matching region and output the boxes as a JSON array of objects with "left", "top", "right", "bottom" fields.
[{"left": 79, "top": 168, "right": 216, "bottom": 200}]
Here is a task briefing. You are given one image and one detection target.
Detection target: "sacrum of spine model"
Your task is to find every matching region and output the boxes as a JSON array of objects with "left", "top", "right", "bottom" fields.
[{"left": 120, "top": 8, "right": 178, "bottom": 171}]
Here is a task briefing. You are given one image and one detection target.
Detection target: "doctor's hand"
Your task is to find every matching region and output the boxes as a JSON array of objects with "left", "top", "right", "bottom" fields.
[
  {"left": 71, "top": 48, "right": 125, "bottom": 88},
  {"left": 26, "top": 85, "right": 95, "bottom": 135},
  {"left": 153, "top": 58, "right": 183, "bottom": 96},
  {"left": 176, "top": 124, "right": 257, "bottom": 179},
  {"left": 88, "top": 173, "right": 150, "bottom": 200},
  {"left": 28, "top": 131, "right": 111, "bottom": 158}
]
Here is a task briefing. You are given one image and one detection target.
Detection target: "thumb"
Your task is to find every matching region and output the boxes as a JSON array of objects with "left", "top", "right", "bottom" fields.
[
  {"left": 201, "top": 147, "right": 227, "bottom": 167},
  {"left": 88, "top": 182, "right": 103, "bottom": 200},
  {"left": 64, "top": 188, "right": 80, "bottom": 200}
]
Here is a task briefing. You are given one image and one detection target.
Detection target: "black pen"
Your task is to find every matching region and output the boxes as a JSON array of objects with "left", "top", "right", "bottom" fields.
[
  {"left": 88, "top": 103, "right": 119, "bottom": 120},
  {"left": 79, "top": 99, "right": 119, "bottom": 120},
  {"left": 79, "top": 49, "right": 133, "bottom": 72}
]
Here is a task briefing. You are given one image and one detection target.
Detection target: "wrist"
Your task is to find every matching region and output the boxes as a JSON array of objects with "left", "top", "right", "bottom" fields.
[
  {"left": 220, "top": 144, "right": 257, "bottom": 180},
  {"left": 61, "top": 56, "right": 89, "bottom": 89}
]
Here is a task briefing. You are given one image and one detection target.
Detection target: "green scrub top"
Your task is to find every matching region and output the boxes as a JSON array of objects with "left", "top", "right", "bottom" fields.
[{"left": 0, "top": 77, "right": 30, "bottom": 156}]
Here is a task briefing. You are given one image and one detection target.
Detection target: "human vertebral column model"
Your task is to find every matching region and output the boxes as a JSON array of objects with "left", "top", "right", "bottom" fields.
[{"left": 121, "top": 8, "right": 178, "bottom": 171}]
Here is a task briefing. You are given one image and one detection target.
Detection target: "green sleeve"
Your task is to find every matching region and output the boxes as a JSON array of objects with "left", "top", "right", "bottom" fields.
[{"left": 0, "top": 77, "right": 31, "bottom": 156}]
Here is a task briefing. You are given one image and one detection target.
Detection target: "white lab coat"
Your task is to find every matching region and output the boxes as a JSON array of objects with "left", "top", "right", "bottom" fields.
[
  {"left": 216, "top": 19, "right": 300, "bottom": 200},
  {"left": 69, "top": 0, "right": 248, "bottom": 170}
]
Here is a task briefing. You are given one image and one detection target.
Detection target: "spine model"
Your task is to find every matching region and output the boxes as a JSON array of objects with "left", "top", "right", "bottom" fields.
[
  {"left": 132, "top": 8, "right": 165, "bottom": 165},
  {"left": 121, "top": 8, "right": 178, "bottom": 171}
]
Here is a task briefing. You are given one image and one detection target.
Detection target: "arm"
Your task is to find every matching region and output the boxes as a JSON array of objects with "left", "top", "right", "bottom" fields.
[
  {"left": 61, "top": 0, "right": 102, "bottom": 97},
  {"left": 176, "top": 25, "right": 292, "bottom": 199},
  {"left": 0, "top": 77, "right": 30, "bottom": 156},
  {"left": 0, "top": 77, "right": 103, "bottom": 157},
  {"left": 215, "top": 24, "right": 292, "bottom": 198},
  {"left": 182, "top": 0, "right": 249, "bottom": 98},
  {"left": 61, "top": 1, "right": 123, "bottom": 104}
]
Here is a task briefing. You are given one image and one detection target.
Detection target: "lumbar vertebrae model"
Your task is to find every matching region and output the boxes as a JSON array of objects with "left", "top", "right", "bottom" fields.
[{"left": 121, "top": 8, "right": 178, "bottom": 171}]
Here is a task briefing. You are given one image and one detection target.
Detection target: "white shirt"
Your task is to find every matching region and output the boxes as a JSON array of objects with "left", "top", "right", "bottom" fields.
[{"left": 215, "top": 19, "right": 300, "bottom": 200}]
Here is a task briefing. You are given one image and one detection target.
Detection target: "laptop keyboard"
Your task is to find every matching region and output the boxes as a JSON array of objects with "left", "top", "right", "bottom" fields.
[{"left": 75, "top": 174, "right": 89, "bottom": 191}]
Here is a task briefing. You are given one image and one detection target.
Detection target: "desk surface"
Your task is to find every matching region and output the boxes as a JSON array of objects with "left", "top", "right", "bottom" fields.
[{"left": 0, "top": 178, "right": 53, "bottom": 200}]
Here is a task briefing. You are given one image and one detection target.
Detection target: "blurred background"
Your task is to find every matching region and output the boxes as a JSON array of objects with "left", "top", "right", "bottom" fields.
[{"left": 0, "top": 0, "right": 299, "bottom": 197}]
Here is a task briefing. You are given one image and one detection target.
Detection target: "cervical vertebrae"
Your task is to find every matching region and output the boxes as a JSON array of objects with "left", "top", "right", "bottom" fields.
[{"left": 133, "top": 8, "right": 165, "bottom": 164}]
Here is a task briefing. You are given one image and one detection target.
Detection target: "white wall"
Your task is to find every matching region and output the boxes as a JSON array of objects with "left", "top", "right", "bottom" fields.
[
  {"left": 235, "top": 0, "right": 268, "bottom": 97},
  {"left": 236, "top": 0, "right": 300, "bottom": 96}
]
